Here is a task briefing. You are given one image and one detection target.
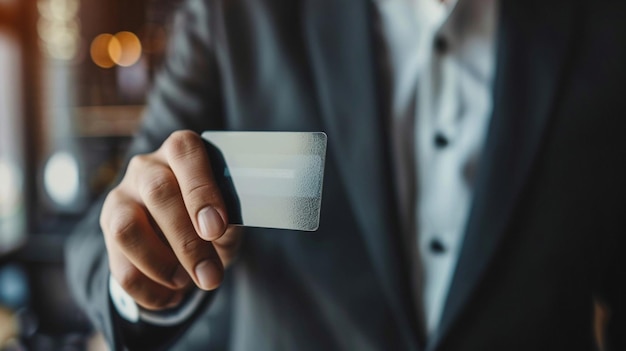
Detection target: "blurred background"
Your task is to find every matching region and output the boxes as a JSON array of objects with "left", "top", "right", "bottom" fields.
[{"left": 0, "top": 0, "right": 181, "bottom": 349}]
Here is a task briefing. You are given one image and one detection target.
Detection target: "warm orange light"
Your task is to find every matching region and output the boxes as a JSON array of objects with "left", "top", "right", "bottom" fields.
[
  {"left": 112, "top": 31, "right": 142, "bottom": 67},
  {"left": 90, "top": 31, "right": 142, "bottom": 68},
  {"left": 107, "top": 35, "right": 122, "bottom": 64},
  {"left": 90, "top": 33, "right": 116, "bottom": 68}
]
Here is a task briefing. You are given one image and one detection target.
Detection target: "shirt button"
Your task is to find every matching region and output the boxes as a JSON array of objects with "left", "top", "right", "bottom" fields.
[
  {"left": 434, "top": 132, "right": 449, "bottom": 148},
  {"left": 429, "top": 238, "right": 447, "bottom": 254},
  {"left": 434, "top": 35, "right": 449, "bottom": 54}
]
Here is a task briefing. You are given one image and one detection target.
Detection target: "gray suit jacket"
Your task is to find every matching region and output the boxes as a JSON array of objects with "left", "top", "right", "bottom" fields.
[{"left": 66, "top": 0, "right": 626, "bottom": 350}]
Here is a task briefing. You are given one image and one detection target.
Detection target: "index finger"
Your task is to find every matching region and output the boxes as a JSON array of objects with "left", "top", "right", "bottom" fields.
[{"left": 159, "top": 130, "right": 228, "bottom": 241}]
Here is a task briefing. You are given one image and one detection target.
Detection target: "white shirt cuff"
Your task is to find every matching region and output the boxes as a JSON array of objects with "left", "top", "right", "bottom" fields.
[{"left": 109, "top": 275, "right": 207, "bottom": 326}]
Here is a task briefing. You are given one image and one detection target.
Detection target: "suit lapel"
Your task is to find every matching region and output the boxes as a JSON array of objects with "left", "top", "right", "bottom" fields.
[
  {"left": 427, "top": 1, "right": 579, "bottom": 349},
  {"left": 303, "top": 0, "right": 420, "bottom": 349}
]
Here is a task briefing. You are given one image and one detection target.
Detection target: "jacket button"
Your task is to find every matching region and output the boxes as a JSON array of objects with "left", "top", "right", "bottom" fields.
[
  {"left": 430, "top": 238, "right": 447, "bottom": 254},
  {"left": 434, "top": 35, "right": 449, "bottom": 54},
  {"left": 434, "top": 132, "right": 449, "bottom": 148}
]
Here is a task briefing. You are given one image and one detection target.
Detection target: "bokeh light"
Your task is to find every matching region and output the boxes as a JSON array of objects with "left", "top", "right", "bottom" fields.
[
  {"left": 37, "top": 0, "right": 80, "bottom": 60},
  {"left": 49, "top": 0, "right": 79, "bottom": 21},
  {"left": 112, "top": 31, "right": 142, "bottom": 67},
  {"left": 90, "top": 33, "right": 117, "bottom": 69},
  {"left": 107, "top": 34, "right": 122, "bottom": 65},
  {"left": 37, "top": 0, "right": 79, "bottom": 22},
  {"left": 90, "top": 31, "right": 142, "bottom": 68},
  {"left": 43, "top": 151, "right": 80, "bottom": 207}
]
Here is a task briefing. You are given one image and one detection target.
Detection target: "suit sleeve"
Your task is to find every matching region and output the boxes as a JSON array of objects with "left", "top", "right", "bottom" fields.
[{"left": 64, "top": 0, "right": 225, "bottom": 349}]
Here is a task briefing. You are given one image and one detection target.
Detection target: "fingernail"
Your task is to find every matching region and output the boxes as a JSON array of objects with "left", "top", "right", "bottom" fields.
[
  {"left": 172, "top": 265, "right": 190, "bottom": 288},
  {"left": 198, "top": 207, "right": 225, "bottom": 240},
  {"left": 195, "top": 260, "right": 222, "bottom": 291}
]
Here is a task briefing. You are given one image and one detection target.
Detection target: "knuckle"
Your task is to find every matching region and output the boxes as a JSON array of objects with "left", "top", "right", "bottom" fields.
[
  {"left": 107, "top": 187, "right": 124, "bottom": 201},
  {"left": 100, "top": 186, "right": 122, "bottom": 230},
  {"left": 99, "top": 190, "right": 117, "bottom": 231},
  {"left": 127, "top": 154, "right": 150, "bottom": 172},
  {"left": 178, "top": 236, "right": 205, "bottom": 257},
  {"left": 164, "top": 130, "right": 202, "bottom": 160},
  {"left": 186, "top": 182, "right": 216, "bottom": 201},
  {"left": 108, "top": 211, "right": 141, "bottom": 248},
  {"left": 140, "top": 167, "right": 178, "bottom": 204}
]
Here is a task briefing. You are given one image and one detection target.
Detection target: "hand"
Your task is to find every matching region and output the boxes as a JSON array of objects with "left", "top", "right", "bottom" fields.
[{"left": 100, "top": 130, "right": 241, "bottom": 311}]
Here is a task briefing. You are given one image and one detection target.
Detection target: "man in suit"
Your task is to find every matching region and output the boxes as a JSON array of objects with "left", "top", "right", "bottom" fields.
[{"left": 66, "top": 0, "right": 626, "bottom": 350}]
